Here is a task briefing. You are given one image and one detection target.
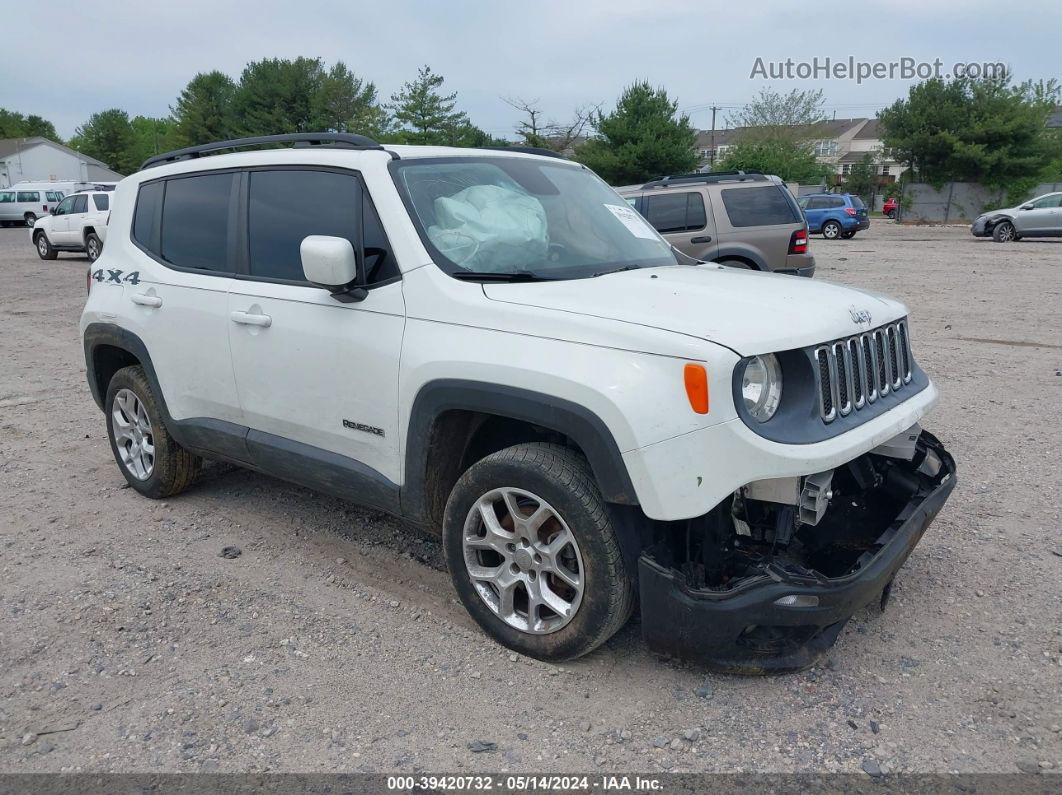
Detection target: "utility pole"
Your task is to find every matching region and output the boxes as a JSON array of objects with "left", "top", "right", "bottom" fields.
[{"left": 709, "top": 106, "right": 718, "bottom": 168}]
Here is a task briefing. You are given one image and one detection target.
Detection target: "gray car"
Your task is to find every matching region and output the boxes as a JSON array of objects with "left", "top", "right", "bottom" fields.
[
  {"left": 618, "top": 172, "right": 815, "bottom": 276},
  {"left": 971, "top": 191, "right": 1062, "bottom": 242}
]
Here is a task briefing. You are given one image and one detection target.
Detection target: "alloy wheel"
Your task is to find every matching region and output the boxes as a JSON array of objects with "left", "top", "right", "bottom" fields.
[
  {"left": 111, "top": 388, "right": 155, "bottom": 480},
  {"left": 462, "top": 487, "right": 585, "bottom": 634},
  {"left": 87, "top": 237, "right": 100, "bottom": 260},
  {"left": 37, "top": 237, "right": 48, "bottom": 257}
]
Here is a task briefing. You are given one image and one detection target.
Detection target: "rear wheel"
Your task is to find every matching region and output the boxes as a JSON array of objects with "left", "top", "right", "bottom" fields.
[
  {"left": 992, "top": 221, "right": 1016, "bottom": 242},
  {"left": 86, "top": 232, "right": 102, "bottom": 262},
  {"left": 34, "top": 232, "right": 58, "bottom": 260},
  {"left": 24, "top": 212, "right": 37, "bottom": 227},
  {"left": 886, "top": 210, "right": 897, "bottom": 219},
  {"left": 443, "top": 442, "right": 633, "bottom": 661},
  {"left": 822, "top": 220, "right": 842, "bottom": 240},
  {"left": 105, "top": 365, "right": 201, "bottom": 498},
  {"left": 715, "top": 258, "right": 752, "bottom": 270}
]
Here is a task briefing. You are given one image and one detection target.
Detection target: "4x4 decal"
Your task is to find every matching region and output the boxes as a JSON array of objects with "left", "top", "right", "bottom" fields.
[{"left": 91, "top": 269, "right": 140, "bottom": 285}]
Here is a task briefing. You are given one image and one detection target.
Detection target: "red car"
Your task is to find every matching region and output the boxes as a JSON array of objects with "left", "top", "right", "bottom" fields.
[{"left": 883, "top": 196, "right": 898, "bottom": 219}]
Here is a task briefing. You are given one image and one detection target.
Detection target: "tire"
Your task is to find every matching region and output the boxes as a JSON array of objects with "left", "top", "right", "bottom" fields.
[
  {"left": 822, "top": 220, "right": 842, "bottom": 240},
  {"left": 992, "top": 221, "right": 1016, "bottom": 242},
  {"left": 442, "top": 442, "right": 634, "bottom": 662},
  {"left": 715, "top": 258, "right": 751, "bottom": 270},
  {"left": 24, "top": 212, "right": 37, "bottom": 227},
  {"left": 104, "top": 365, "right": 201, "bottom": 498},
  {"left": 886, "top": 210, "right": 897, "bottom": 219},
  {"left": 34, "top": 232, "right": 58, "bottom": 260},
  {"left": 841, "top": 231, "right": 856, "bottom": 239},
  {"left": 85, "top": 232, "right": 102, "bottom": 262}
]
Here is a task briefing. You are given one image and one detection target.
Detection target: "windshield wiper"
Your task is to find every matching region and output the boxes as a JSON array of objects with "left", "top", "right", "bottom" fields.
[
  {"left": 451, "top": 270, "right": 552, "bottom": 282},
  {"left": 591, "top": 264, "right": 642, "bottom": 278}
]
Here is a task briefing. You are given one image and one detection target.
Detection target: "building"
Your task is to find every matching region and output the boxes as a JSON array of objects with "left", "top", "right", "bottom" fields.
[
  {"left": 694, "top": 118, "right": 900, "bottom": 185},
  {"left": 1048, "top": 106, "right": 1062, "bottom": 129},
  {"left": 0, "top": 137, "right": 124, "bottom": 188}
]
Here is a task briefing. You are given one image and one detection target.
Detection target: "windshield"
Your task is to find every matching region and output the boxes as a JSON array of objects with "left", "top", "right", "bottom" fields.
[{"left": 390, "top": 157, "right": 679, "bottom": 279}]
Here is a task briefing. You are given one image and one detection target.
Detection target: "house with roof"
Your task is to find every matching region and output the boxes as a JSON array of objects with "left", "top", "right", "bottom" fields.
[
  {"left": 694, "top": 117, "right": 900, "bottom": 184},
  {"left": 0, "top": 137, "right": 124, "bottom": 188}
]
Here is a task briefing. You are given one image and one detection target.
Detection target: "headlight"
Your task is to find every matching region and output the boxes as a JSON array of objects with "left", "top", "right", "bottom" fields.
[{"left": 742, "top": 354, "right": 782, "bottom": 422}]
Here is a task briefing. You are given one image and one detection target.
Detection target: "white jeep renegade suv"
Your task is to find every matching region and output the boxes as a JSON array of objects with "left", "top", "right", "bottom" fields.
[{"left": 80, "top": 133, "right": 955, "bottom": 673}]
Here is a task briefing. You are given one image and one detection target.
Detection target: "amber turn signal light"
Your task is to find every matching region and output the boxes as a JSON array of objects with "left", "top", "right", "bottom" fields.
[{"left": 683, "top": 363, "right": 709, "bottom": 414}]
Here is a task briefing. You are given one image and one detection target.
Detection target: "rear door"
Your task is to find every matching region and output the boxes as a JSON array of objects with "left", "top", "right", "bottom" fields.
[{"left": 643, "top": 190, "right": 717, "bottom": 260}]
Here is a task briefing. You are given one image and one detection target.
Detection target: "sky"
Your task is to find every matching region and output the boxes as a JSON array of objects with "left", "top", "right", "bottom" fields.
[{"left": 5, "top": 0, "right": 1061, "bottom": 140}]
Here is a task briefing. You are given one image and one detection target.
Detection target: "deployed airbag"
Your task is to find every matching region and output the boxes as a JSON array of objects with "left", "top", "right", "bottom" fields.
[{"left": 427, "top": 184, "right": 548, "bottom": 271}]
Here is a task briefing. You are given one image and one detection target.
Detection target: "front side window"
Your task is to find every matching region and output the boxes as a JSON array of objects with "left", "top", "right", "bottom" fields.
[
  {"left": 391, "top": 157, "right": 677, "bottom": 279},
  {"left": 92, "top": 193, "right": 109, "bottom": 211},
  {"left": 248, "top": 169, "right": 362, "bottom": 282},
  {"left": 53, "top": 197, "right": 75, "bottom": 216},
  {"left": 160, "top": 173, "right": 234, "bottom": 271},
  {"left": 720, "top": 186, "right": 801, "bottom": 227},
  {"left": 72, "top": 194, "right": 88, "bottom": 214},
  {"left": 1031, "top": 194, "right": 1062, "bottom": 209},
  {"left": 17, "top": 191, "right": 40, "bottom": 203}
]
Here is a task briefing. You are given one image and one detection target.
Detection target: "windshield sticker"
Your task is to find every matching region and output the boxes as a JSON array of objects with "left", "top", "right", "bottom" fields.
[{"left": 604, "top": 204, "right": 658, "bottom": 240}]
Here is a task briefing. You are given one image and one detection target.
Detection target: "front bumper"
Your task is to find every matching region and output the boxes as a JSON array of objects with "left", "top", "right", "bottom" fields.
[
  {"left": 970, "top": 217, "right": 990, "bottom": 237},
  {"left": 637, "top": 432, "right": 956, "bottom": 674}
]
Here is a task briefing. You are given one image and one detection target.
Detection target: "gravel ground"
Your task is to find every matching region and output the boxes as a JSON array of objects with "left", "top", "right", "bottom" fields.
[{"left": 0, "top": 221, "right": 1059, "bottom": 776}]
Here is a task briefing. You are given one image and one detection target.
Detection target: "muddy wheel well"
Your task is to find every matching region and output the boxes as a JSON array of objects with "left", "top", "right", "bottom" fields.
[
  {"left": 92, "top": 344, "right": 140, "bottom": 402},
  {"left": 420, "top": 410, "right": 577, "bottom": 530}
]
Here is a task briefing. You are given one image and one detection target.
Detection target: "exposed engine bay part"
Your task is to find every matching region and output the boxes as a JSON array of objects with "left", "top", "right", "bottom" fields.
[
  {"left": 638, "top": 430, "right": 956, "bottom": 673},
  {"left": 872, "top": 422, "right": 922, "bottom": 461}
]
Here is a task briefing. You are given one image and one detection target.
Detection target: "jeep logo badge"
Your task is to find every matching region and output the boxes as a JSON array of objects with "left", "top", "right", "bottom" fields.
[{"left": 849, "top": 307, "right": 873, "bottom": 326}]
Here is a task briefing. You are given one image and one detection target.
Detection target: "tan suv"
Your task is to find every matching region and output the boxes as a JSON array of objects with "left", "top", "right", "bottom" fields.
[{"left": 618, "top": 172, "right": 815, "bottom": 277}]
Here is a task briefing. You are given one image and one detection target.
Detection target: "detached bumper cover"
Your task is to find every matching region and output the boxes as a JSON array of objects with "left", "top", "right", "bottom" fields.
[{"left": 638, "top": 434, "right": 956, "bottom": 674}]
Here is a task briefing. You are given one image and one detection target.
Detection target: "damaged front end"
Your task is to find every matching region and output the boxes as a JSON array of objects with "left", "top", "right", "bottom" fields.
[{"left": 638, "top": 428, "right": 956, "bottom": 674}]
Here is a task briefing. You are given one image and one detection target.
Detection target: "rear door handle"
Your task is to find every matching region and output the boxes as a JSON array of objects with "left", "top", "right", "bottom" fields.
[
  {"left": 690, "top": 235, "right": 712, "bottom": 244},
  {"left": 231, "top": 310, "right": 272, "bottom": 328},
  {"left": 130, "top": 293, "right": 162, "bottom": 308}
]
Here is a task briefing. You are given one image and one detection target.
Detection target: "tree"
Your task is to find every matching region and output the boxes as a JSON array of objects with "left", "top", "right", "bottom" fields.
[
  {"left": 574, "top": 82, "right": 696, "bottom": 184},
  {"left": 0, "top": 109, "right": 60, "bottom": 141},
  {"left": 171, "top": 71, "right": 236, "bottom": 146},
  {"left": 717, "top": 139, "right": 829, "bottom": 183},
  {"left": 878, "top": 76, "right": 1060, "bottom": 188},
  {"left": 843, "top": 153, "right": 879, "bottom": 204},
  {"left": 310, "top": 62, "right": 389, "bottom": 138},
  {"left": 506, "top": 97, "right": 597, "bottom": 153},
  {"left": 727, "top": 87, "right": 828, "bottom": 144},
  {"left": 68, "top": 109, "right": 137, "bottom": 173},
  {"left": 128, "top": 116, "right": 179, "bottom": 167},
  {"left": 387, "top": 65, "right": 467, "bottom": 145},
  {"left": 230, "top": 57, "right": 324, "bottom": 136}
]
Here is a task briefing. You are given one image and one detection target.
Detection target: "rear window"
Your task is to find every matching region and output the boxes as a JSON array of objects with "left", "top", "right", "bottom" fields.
[
  {"left": 850, "top": 196, "right": 865, "bottom": 209},
  {"left": 160, "top": 173, "right": 234, "bottom": 271},
  {"left": 92, "top": 193, "right": 109, "bottom": 211},
  {"left": 645, "top": 192, "right": 706, "bottom": 233},
  {"left": 719, "top": 186, "right": 800, "bottom": 227}
]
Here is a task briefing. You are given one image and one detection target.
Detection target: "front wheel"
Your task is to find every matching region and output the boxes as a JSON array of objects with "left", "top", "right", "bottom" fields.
[
  {"left": 86, "top": 232, "right": 102, "bottom": 262},
  {"left": 443, "top": 443, "right": 633, "bottom": 661},
  {"left": 35, "top": 232, "right": 57, "bottom": 260},
  {"left": 822, "top": 220, "right": 842, "bottom": 240},
  {"left": 992, "top": 221, "right": 1016, "bottom": 242}
]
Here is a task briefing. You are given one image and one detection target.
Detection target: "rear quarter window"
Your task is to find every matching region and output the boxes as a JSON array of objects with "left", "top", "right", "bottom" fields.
[
  {"left": 92, "top": 194, "right": 110, "bottom": 211},
  {"left": 850, "top": 196, "right": 865, "bottom": 209},
  {"left": 719, "top": 186, "right": 800, "bottom": 227}
]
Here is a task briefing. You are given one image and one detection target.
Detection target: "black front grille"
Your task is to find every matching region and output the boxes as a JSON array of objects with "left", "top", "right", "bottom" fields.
[{"left": 815, "top": 320, "right": 912, "bottom": 423}]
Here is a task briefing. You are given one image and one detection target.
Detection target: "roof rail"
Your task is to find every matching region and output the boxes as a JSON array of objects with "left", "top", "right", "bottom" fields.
[
  {"left": 640, "top": 170, "right": 768, "bottom": 189},
  {"left": 492, "top": 145, "right": 567, "bottom": 159},
  {"left": 141, "top": 132, "right": 385, "bottom": 170}
]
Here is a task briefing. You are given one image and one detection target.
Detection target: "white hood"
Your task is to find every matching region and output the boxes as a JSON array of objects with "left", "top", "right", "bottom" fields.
[{"left": 483, "top": 264, "right": 907, "bottom": 356}]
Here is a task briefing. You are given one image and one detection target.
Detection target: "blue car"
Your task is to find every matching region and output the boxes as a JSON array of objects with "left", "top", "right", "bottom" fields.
[{"left": 799, "top": 193, "right": 870, "bottom": 240}]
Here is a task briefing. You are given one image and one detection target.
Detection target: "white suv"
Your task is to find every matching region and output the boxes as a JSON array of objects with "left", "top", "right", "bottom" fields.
[
  {"left": 80, "top": 134, "right": 956, "bottom": 673},
  {"left": 33, "top": 191, "right": 110, "bottom": 262}
]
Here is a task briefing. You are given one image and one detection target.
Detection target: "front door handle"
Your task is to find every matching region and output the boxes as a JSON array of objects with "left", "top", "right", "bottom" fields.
[
  {"left": 231, "top": 310, "right": 272, "bottom": 328},
  {"left": 130, "top": 293, "right": 162, "bottom": 308},
  {"left": 690, "top": 235, "right": 712, "bottom": 244}
]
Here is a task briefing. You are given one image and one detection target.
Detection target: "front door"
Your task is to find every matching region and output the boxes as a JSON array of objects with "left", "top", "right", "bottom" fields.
[
  {"left": 1014, "top": 193, "right": 1062, "bottom": 236},
  {"left": 49, "top": 195, "right": 76, "bottom": 242},
  {"left": 226, "top": 167, "right": 406, "bottom": 491}
]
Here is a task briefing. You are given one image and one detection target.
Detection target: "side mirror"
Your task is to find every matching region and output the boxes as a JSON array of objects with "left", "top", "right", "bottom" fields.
[
  {"left": 1019, "top": 203, "right": 1034, "bottom": 211},
  {"left": 300, "top": 235, "right": 366, "bottom": 302}
]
